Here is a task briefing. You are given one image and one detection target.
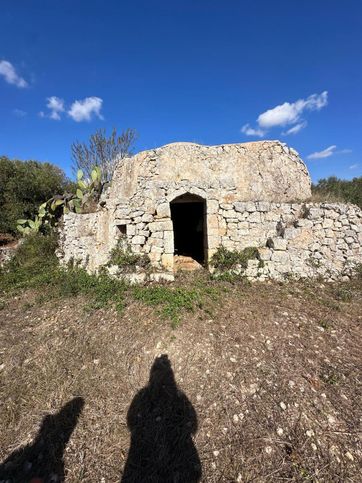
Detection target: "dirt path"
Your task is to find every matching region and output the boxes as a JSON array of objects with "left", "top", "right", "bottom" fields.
[{"left": 0, "top": 280, "right": 361, "bottom": 482}]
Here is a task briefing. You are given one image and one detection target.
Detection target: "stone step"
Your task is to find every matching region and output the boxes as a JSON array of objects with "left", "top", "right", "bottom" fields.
[{"left": 174, "top": 255, "right": 203, "bottom": 272}]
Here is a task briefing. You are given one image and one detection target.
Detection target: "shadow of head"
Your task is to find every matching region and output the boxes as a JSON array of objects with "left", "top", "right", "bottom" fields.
[
  {"left": 0, "top": 397, "right": 84, "bottom": 482},
  {"left": 148, "top": 353, "right": 177, "bottom": 390},
  {"left": 36, "top": 397, "right": 84, "bottom": 447},
  {"left": 122, "top": 355, "right": 201, "bottom": 482}
]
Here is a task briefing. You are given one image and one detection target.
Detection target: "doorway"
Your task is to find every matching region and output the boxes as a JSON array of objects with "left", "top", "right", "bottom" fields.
[{"left": 170, "top": 193, "right": 206, "bottom": 265}]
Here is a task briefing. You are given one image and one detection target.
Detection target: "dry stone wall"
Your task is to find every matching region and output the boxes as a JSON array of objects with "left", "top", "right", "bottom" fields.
[
  {"left": 58, "top": 141, "right": 361, "bottom": 281},
  {"left": 59, "top": 201, "right": 362, "bottom": 282}
]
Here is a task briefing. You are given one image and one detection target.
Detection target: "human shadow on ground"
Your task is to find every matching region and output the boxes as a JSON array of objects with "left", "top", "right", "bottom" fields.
[
  {"left": 121, "top": 354, "right": 201, "bottom": 483},
  {"left": 0, "top": 397, "right": 84, "bottom": 483}
]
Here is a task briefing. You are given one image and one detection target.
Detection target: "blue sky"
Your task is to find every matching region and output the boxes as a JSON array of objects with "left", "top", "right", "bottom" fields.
[{"left": 1, "top": 0, "right": 361, "bottom": 182}]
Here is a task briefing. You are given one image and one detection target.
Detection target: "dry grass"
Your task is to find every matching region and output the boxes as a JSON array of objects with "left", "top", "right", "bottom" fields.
[
  {"left": 307, "top": 192, "right": 347, "bottom": 205},
  {"left": 0, "top": 276, "right": 361, "bottom": 482}
]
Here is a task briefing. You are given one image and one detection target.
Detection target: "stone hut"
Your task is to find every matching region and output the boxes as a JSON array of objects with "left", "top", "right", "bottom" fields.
[{"left": 59, "top": 141, "right": 362, "bottom": 281}]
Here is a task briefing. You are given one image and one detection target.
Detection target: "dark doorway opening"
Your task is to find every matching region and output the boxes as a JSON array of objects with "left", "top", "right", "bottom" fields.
[{"left": 170, "top": 193, "right": 206, "bottom": 265}]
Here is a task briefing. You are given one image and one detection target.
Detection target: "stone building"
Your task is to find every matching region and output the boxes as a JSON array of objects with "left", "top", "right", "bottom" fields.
[{"left": 59, "top": 141, "right": 362, "bottom": 281}]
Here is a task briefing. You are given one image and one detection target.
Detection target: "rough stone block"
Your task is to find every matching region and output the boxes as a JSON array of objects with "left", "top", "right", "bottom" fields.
[
  {"left": 258, "top": 247, "right": 272, "bottom": 261},
  {"left": 322, "top": 218, "right": 334, "bottom": 229},
  {"left": 271, "top": 251, "right": 290, "bottom": 263},
  {"left": 132, "top": 235, "right": 145, "bottom": 245},
  {"left": 267, "top": 238, "right": 287, "bottom": 250},
  {"left": 127, "top": 225, "right": 136, "bottom": 236},
  {"left": 256, "top": 201, "right": 270, "bottom": 212},
  {"left": 149, "top": 220, "right": 173, "bottom": 232},
  {"left": 248, "top": 212, "right": 261, "bottom": 223},
  {"left": 207, "top": 199, "right": 219, "bottom": 214},
  {"left": 142, "top": 213, "right": 154, "bottom": 223},
  {"left": 156, "top": 203, "right": 170, "bottom": 218},
  {"left": 161, "top": 253, "right": 174, "bottom": 270}
]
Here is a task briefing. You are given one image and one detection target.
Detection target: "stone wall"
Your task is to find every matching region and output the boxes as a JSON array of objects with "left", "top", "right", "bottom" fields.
[
  {"left": 57, "top": 141, "right": 361, "bottom": 281},
  {"left": 58, "top": 201, "right": 362, "bottom": 282}
]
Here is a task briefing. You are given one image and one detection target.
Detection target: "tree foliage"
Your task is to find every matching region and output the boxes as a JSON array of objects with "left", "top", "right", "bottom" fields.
[
  {"left": 0, "top": 156, "right": 72, "bottom": 236},
  {"left": 312, "top": 176, "right": 362, "bottom": 208},
  {"left": 71, "top": 127, "right": 137, "bottom": 183},
  {"left": 17, "top": 166, "right": 102, "bottom": 236}
]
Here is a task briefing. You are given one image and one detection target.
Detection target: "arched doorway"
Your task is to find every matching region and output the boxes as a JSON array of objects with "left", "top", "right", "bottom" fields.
[{"left": 170, "top": 193, "right": 207, "bottom": 265}]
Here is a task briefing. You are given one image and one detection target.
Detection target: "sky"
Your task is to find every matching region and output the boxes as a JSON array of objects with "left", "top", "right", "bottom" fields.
[{"left": 0, "top": 0, "right": 361, "bottom": 182}]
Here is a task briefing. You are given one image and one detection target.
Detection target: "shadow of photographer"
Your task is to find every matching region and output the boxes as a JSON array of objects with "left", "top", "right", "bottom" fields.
[
  {"left": 121, "top": 354, "right": 201, "bottom": 482},
  {"left": 0, "top": 397, "right": 84, "bottom": 483}
]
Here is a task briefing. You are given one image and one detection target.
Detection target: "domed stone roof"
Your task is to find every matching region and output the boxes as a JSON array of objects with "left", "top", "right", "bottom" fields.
[{"left": 110, "top": 140, "right": 311, "bottom": 203}]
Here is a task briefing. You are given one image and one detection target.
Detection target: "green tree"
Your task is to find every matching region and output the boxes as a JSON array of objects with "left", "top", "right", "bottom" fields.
[
  {"left": 312, "top": 176, "right": 362, "bottom": 208},
  {"left": 71, "top": 127, "right": 137, "bottom": 183},
  {"left": 0, "top": 156, "right": 72, "bottom": 236}
]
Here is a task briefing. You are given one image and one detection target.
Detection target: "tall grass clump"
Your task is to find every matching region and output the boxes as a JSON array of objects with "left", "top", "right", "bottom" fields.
[{"left": 0, "top": 233, "right": 127, "bottom": 311}]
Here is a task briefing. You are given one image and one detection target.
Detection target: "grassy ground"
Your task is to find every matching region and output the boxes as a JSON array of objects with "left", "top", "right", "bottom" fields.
[{"left": 0, "top": 236, "right": 361, "bottom": 482}]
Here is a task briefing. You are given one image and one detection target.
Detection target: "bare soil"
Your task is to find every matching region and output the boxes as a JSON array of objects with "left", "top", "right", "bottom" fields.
[{"left": 0, "top": 278, "right": 361, "bottom": 482}]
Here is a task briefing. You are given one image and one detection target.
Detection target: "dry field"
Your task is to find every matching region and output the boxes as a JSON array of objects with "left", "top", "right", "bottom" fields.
[{"left": 0, "top": 276, "right": 361, "bottom": 482}]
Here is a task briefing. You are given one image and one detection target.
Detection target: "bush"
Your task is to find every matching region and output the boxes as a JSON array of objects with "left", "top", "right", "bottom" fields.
[
  {"left": 0, "top": 156, "right": 73, "bottom": 236},
  {"left": 0, "top": 233, "right": 126, "bottom": 312},
  {"left": 311, "top": 176, "right": 362, "bottom": 208},
  {"left": 0, "top": 233, "right": 59, "bottom": 291},
  {"left": 107, "top": 240, "right": 150, "bottom": 272},
  {"left": 210, "top": 246, "right": 260, "bottom": 271}
]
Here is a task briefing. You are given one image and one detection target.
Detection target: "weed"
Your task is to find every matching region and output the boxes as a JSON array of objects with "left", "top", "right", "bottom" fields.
[
  {"left": 353, "top": 263, "right": 362, "bottom": 280},
  {"left": 210, "top": 246, "right": 260, "bottom": 271},
  {"left": 132, "top": 286, "right": 198, "bottom": 328},
  {"left": 22, "top": 301, "right": 34, "bottom": 311},
  {"left": 0, "top": 299, "right": 5, "bottom": 310},
  {"left": 133, "top": 283, "right": 220, "bottom": 328},
  {"left": 211, "top": 271, "right": 243, "bottom": 283},
  {"left": 306, "top": 253, "right": 321, "bottom": 269},
  {"left": 107, "top": 240, "right": 150, "bottom": 272},
  {"left": 318, "top": 319, "right": 332, "bottom": 331},
  {"left": 334, "top": 287, "right": 353, "bottom": 302},
  {"left": 320, "top": 298, "right": 340, "bottom": 311},
  {"left": 0, "top": 233, "right": 58, "bottom": 292},
  {"left": 0, "top": 233, "right": 127, "bottom": 312},
  {"left": 321, "top": 371, "right": 340, "bottom": 386}
]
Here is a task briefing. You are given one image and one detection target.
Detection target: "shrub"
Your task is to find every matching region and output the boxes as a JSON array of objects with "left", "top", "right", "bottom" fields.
[
  {"left": 311, "top": 176, "right": 362, "bottom": 208},
  {"left": 0, "top": 233, "right": 59, "bottom": 291},
  {"left": 0, "top": 156, "right": 72, "bottom": 236},
  {"left": 107, "top": 240, "right": 150, "bottom": 272},
  {"left": 0, "top": 233, "right": 126, "bottom": 312},
  {"left": 210, "top": 246, "right": 260, "bottom": 271}
]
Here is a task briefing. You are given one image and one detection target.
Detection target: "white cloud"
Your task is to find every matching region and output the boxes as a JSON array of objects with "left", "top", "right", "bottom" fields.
[
  {"left": 0, "top": 60, "right": 28, "bottom": 88},
  {"left": 339, "top": 148, "right": 353, "bottom": 154},
  {"left": 258, "top": 91, "right": 328, "bottom": 129},
  {"left": 282, "top": 121, "right": 307, "bottom": 136},
  {"left": 13, "top": 108, "right": 27, "bottom": 118},
  {"left": 241, "top": 91, "right": 328, "bottom": 138},
  {"left": 68, "top": 97, "right": 103, "bottom": 122},
  {"left": 307, "top": 145, "right": 336, "bottom": 160},
  {"left": 241, "top": 123, "right": 265, "bottom": 137},
  {"left": 46, "top": 96, "right": 65, "bottom": 120},
  {"left": 349, "top": 163, "right": 359, "bottom": 170}
]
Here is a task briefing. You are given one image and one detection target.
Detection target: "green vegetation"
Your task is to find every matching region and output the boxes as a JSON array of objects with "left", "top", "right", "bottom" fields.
[
  {"left": 0, "top": 233, "right": 126, "bottom": 312},
  {"left": 0, "top": 156, "right": 73, "bottom": 236},
  {"left": 312, "top": 176, "right": 362, "bottom": 208},
  {"left": 211, "top": 246, "right": 260, "bottom": 271},
  {"left": 17, "top": 166, "right": 102, "bottom": 236},
  {"left": 318, "top": 319, "right": 332, "bottom": 331},
  {"left": 0, "top": 233, "right": 221, "bottom": 326},
  {"left": 334, "top": 286, "right": 353, "bottom": 302},
  {"left": 107, "top": 240, "right": 150, "bottom": 272},
  {"left": 133, "top": 283, "right": 219, "bottom": 328}
]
